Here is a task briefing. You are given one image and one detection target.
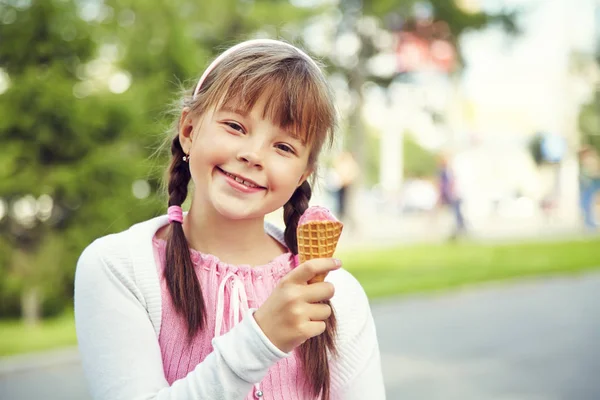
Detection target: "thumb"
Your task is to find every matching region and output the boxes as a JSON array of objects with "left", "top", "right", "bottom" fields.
[{"left": 287, "top": 258, "right": 341, "bottom": 284}]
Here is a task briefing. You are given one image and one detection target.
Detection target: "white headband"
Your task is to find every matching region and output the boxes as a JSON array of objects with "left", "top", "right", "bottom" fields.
[{"left": 192, "top": 39, "right": 320, "bottom": 99}]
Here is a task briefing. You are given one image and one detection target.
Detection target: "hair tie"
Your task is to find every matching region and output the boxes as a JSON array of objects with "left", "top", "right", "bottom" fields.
[{"left": 167, "top": 205, "right": 184, "bottom": 224}]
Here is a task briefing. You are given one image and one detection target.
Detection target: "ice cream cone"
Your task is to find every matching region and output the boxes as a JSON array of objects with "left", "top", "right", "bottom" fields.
[{"left": 297, "top": 220, "right": 343, "bottom": 284}]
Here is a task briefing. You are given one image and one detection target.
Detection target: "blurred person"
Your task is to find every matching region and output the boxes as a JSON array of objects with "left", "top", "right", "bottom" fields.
[
  {"left": 327, "top": 151, "right": 359, "bottom": 224},
  {"left": 74, "top": 40, "right": 384, "bottom": 400},
  {"left": 437, "top": 154, "right": 467, "bottom": 238},
  {"left": 578, "top": 146, "right": 600, "bottom": 230}
]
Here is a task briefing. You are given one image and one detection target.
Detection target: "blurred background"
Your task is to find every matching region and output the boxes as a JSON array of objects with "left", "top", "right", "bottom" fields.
[{"left": 1, "top": 0, "right": 600, "bottom": 399}]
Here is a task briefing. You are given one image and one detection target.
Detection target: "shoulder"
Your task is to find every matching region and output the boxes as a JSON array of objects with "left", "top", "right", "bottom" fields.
[
  {"left": 78, "top": 215, "right": 166, "bottom": 263},
  {"left": 75, "top": 228, "right": 138, "bottom": 294},
  {"left": 327, "top": 268, "right": 366, "bottom": 300},
  {"left": 264, "top": 220, "right": 286, "bottom": 247},
  {"left": 75, "top": 216, "right": 166, "bottom": 298},
  {"left": 78, "top": 222, "right": 138, "bottom": 269}
]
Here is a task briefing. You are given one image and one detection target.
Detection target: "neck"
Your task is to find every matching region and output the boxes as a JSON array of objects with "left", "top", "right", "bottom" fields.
[{"left": 182, "top": 201, "right": 285, "bottom": 266}]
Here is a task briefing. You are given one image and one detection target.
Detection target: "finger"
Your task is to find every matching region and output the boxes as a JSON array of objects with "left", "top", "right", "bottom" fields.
[
  {"left": 308, "top": 273, "right": 327, "bottom": 284},
  {"left": 303, "top": 282, "right": 335, "bottom": 303},
  {"left": 307, "top": 303, "right": 332, "bottom": 321},
  {"left": 304, "top": 321, "right": 327, "bottom": 339},
  {"left": 287, "top": 258, "right": 341, "bottom": 284}
]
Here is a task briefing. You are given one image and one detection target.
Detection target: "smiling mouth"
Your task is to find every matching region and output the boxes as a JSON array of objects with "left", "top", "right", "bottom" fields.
[{"left": 218, "top": 167, "right": 266, "bottom": 189}]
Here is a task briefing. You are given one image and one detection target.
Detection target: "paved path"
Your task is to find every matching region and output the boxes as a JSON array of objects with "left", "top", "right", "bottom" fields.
[
  {"left": 377, "top": 272, "right": 600, "bottom": 399},
  {"left": 1, "top": 272, "right": 599, "bottom": 399}
]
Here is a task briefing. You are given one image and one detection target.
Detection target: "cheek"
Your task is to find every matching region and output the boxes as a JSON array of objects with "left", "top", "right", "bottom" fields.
[
  {"left": 270, "top": 162, "right": 307, "bottom": 192},
  {"left": 192, "top": 135, "right": 229, "bottom": 165}
]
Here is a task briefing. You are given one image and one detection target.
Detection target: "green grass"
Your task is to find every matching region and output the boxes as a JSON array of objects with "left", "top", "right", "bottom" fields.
[
  {"left": 2, "top": 236, "right": 600, "bottom": 357},
  {"left": 0, "top": 309, "right": 77, "bottom": 357},
  {"left": 341, "top": 237, "right": 600, "bottom": 299}
]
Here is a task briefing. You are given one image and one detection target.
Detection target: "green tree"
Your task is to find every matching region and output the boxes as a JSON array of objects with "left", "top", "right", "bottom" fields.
[
  {"left": 363, "top": 125, "right": 437, "bottom": 185},
  {"left": 0, "top": 0, "right": 328, "bottom": 322},
  {"left": 578, "top": 32, "right": 600, "bottom": 153},
  {"left": 0, "top": 0, "right": 160, "bottom": 322},
  {"left": 579, "top": 91, "right": 600, "bottom": 154}
]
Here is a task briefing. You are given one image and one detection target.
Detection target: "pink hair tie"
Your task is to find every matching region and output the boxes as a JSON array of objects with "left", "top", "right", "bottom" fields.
[{"left": 167, "top": 205, "right": 184, "bottom": 224}]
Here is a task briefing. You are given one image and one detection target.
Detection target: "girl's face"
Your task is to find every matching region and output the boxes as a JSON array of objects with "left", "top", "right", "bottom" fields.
[{"left": 180, "top": 95, "right": 313, "bottom": 221}]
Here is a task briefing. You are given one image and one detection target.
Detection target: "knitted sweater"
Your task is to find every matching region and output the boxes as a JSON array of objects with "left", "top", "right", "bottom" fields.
[{"left": 74, "top": 215, "right": 386, "bottom": 400}]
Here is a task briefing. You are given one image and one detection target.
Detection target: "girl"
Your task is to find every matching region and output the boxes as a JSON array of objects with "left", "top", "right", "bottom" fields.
[{"left": 74, "top": 39, "right": 385, "bottom": 400}]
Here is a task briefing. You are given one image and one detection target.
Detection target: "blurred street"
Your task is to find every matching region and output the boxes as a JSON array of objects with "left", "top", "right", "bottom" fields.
[
  {"left": 2, "top": 271, "right": 599, "bottom": 400},
  {"left": 379, "top": 271, "right": 600, "bottom": 400}
]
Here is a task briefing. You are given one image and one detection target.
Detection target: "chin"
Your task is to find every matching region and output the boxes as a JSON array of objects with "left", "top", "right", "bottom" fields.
[
  {"left": 210, "top": 194, "right": 261, "bottom": 220},
  {"left": 213, "top": 205, "right": 253, "bottom": 220},
  {"left": 211, "top": 195, "right": 285, "bottom": 222}
]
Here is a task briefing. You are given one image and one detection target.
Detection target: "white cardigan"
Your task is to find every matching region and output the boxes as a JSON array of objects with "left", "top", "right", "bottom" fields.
[{"left": 74, "top": 215, "right": 386, "bottom": 399}]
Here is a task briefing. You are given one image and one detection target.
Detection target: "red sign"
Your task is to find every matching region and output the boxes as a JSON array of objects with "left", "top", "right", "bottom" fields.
[{"left": 394, "top": 22, "right": 456, "bottom": 73}]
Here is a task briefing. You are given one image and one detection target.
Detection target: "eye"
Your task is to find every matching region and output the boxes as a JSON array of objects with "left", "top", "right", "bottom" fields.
[
  {"left": 275, "top": 143, "right": 295, "bottom": 154},
  {"left": 224, "top": 121, "right": 245, "bottom": 134}
]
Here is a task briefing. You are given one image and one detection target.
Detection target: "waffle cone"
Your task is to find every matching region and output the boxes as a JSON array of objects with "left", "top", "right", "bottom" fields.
[{"left": 297, "top": 221, "right": 343, "bottom": 283}]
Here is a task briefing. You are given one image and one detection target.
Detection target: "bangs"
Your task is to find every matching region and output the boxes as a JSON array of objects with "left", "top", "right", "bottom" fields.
[{"left": 200, "top": 56, "right": 335, "bottom": 154}]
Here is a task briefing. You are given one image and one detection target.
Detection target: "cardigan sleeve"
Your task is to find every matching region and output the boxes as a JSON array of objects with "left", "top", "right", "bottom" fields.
[
  {"left": 74, "top": 238, "right": 288, "bottom": 400},
  {"left": 328, "top": 269, "right": 387, "bottom": 400}
]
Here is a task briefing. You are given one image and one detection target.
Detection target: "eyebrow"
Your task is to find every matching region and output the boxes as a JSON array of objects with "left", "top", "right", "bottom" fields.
[
  {"left": 217, "top": 105, "right": 307, "bottom": 146},
  {"left": 287, "top": 131, "right": 307, "bottom": 146},
  {"left": 217, "top": 105, "right": 249, "bottom": 117}
]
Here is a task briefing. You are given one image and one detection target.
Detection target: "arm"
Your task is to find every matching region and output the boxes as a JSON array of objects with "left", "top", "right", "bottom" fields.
[
  {"left": 335, "top": 308, "right": 386, "bottom": 399},
  {"left": 74, "top": 240, "right": 287, "bottom": 400},
  {"left": 329, "top": 270, "right": 386, "bottom": 400}
]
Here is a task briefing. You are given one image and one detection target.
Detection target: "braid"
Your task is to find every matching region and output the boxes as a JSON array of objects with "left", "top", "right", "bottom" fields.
[
  {"left": 167, "top": 136, "right": 191, "bottom": 207},
  {"left": 165, "top": 136, "right": 206, "bottom": 339},
  {"left": 283, "top": 180, "right": 312, "bottom": 254},
  {"left": 284, "top": 181, "right": 338, "bottom": 400}
]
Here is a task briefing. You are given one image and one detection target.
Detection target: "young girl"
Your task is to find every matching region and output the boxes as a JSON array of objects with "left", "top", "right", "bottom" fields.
[{"left": 74, "top": 39, "right": 385, "bottom": 400}]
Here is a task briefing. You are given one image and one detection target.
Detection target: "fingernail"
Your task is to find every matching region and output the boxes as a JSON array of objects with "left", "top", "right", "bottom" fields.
[{"left": 333, "top": 258, "right": 342, "bottom": 268}]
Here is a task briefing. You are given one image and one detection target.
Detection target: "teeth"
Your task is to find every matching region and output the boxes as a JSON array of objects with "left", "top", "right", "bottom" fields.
[{"left": 224, "top": 170, "right": 259, "bottom": 188}]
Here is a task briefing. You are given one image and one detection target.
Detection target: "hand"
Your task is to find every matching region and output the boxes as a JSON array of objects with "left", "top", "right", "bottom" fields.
[{"left": 253, "top": 258, "right": 341, "bottom": 353}]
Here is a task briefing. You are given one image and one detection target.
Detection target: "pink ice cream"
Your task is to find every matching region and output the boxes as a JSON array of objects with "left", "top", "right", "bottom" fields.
[{"left": 298, "top": 206, "right": 340, "bottom": 226}]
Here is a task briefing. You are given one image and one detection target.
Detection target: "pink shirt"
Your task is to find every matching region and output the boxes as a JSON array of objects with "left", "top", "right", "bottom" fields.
[{"left": 152, "top": 237, "right": 315, "bottom": 399}]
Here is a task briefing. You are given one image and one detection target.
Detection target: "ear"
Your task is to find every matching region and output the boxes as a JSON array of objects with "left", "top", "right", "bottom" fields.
[
  {"left": 178, "top": 107, "right": 194, "bottom": 153},
  {"left": 298, "top": 167, "right": 313, "bottom": 187}
]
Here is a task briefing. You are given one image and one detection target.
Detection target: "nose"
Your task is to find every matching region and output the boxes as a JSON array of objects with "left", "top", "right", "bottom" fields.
[{"left": 237, "top": 146, "right": 264, "bottom": 168}]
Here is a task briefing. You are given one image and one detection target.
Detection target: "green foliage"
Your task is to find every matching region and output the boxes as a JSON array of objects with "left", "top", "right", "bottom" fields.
[
  {"left": 0, "top": 0, "right": 93, "bottom": 76},
  {"left": 579, "top": 90, "right": 600, "bottom": 154},
  {"left": 528, "top": 133, "right": 544, "bottom": 165},
  {"left": 0, "top": 1, "right": 96, "bottom": 317},
  {"left": 0, "top": 0, "right": 325, "bottom": 319},
  {"left": 363, "top": 125, "right": 381, "bottom": 186},
  {"left": 403, "top": 134, "right": 437, "bottom": 178},
  {"left": 363, "top": 124, "right": 437, "bottom": 185},
  {"left": 365, "top": 0, "right": 519, "bottom": 35}
]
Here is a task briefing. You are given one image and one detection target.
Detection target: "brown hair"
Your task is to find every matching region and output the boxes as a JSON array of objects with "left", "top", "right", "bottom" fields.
[{"left": 164, "top": 41, "right": 338, "bottom": 399}]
